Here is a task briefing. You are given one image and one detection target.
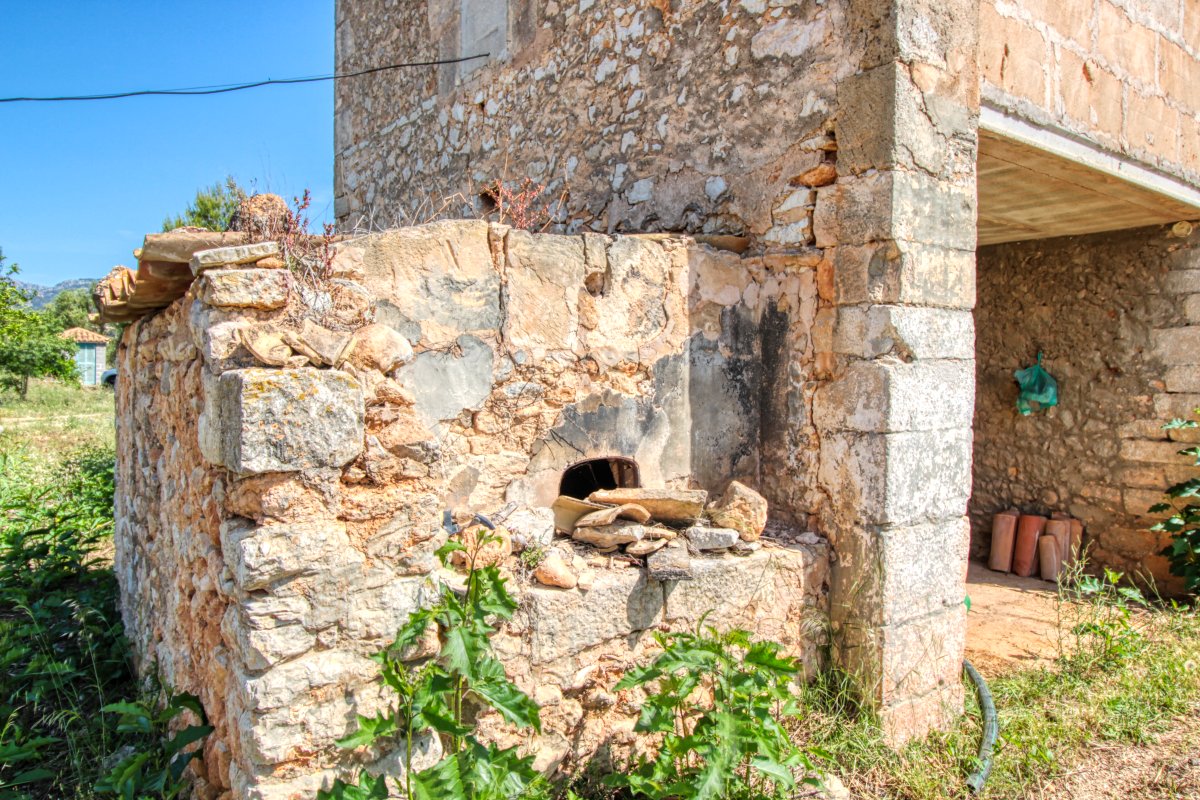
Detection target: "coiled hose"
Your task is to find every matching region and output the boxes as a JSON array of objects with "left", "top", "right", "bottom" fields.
[{"left": 963, "top": 659, "right": 998, "bottom": 794}]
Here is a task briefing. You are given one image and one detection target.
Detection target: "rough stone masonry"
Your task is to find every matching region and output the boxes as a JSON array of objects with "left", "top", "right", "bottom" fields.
[{"left": 114, "top": 223, "right": 832, "bottom": 799}]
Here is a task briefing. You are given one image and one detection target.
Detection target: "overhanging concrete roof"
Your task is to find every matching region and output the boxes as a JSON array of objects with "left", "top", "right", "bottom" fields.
[{"left": 977, "top": 106, "right": 1200, "bottom": 246}]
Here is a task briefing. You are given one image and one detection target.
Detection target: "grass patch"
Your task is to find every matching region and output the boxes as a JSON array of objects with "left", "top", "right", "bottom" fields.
[
  {"left": 0, "top": 381, "right": 114, "bottom": 468},
  {"left": 794, "top": 585, "right": 1200, "bottom": 799}
]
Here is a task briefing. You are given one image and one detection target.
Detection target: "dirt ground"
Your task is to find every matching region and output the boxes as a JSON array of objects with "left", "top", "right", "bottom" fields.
[{"left": 965, "top": 561, "right": 1200, "bottom": 800}]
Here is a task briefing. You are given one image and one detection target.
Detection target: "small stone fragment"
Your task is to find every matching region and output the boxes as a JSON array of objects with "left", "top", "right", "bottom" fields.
[
  {"left": 534, "top": 552, "right": 577, "bottom": 589},
  {"left": 450, "top": 524, "right": 512, "bottom": 568},
  {"left": 190, "top": 241, "right": 280, "bottom": 275},
  {"left": 238, "top": 328, "right": 292, "bottom": 366},
  {"left": 576, "top": 569, "right": 596, "bottom": 591},
  {"left": 574, "top": 503, "right": 652, "bottom": 528},
  {"left": 684, "top": 526, "right": 740, "bottom": 550},
  {"left": 255, "top": 255, "right": 286, "bottom": 269},
  {"left": 587, "top": 488, "right": 708, "bottom": 522},
  {"left": 643, "top": 525, "right": 678, "bottom": 540},
  {"left": 731, "top": 539, "right": 762, "bottom": 555},
  {"left": 625, "top": 538, "right": 668, "bottom": 557},
  {"left": 572, "top": 522, "right": 646, "bottom": 548},
  {"left": 707, "top": 480, "right": 769, "bottom": 542},
  {"left": 646, "top": 539, "right": 692, "bottom": 581}
]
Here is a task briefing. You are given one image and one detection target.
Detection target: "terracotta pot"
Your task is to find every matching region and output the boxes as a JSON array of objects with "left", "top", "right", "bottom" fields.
[
  {"left": 1013, "top": 515, "right": 1047, "bottom": 577},
  {"left": 988, "top": 511, "right": 1019, "bottom": 572},
  {"left": 1038, "top": 535, "right": 1061, "bottom": 582},
  {"left": 1069, "top": 519, "right": 1084, "bottom": 565},
  {"left": 1045, "top": 519, "right": 1070, "bottom": 574}
]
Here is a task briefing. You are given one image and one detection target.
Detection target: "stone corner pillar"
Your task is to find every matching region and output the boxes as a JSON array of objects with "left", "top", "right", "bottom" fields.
[{"left": 815, "top": 0, "right": 979, "bottom": 744}]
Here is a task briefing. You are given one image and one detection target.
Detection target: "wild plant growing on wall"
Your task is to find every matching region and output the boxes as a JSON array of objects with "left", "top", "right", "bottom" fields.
[
  {"left": 319, "top": 521, "right": 545, "bottom": 800},
  {"left": 1151, "top": 415, "right": 1200, "bottom": 595},
  {"left": 607, "top": 624, "right": 818, "bottom": 800}
]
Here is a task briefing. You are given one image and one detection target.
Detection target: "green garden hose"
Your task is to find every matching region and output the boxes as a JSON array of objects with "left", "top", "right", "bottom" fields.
[{"left": 964, "top": 660, "right": 998, "bottom": 794}]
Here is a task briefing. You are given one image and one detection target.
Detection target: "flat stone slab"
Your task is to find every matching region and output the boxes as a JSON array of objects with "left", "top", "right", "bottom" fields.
[
  {"left": 588, "top": 488, "right": 708, "bottom": 523},
  {"left": 191, "top": 241, "right": 280, "bottom": 275},
  {"left": 572, "top": 522, "right": 645, "bottom": 548},
  {"left": 202, "top": 367, "right": 364, "bottom": 474}
]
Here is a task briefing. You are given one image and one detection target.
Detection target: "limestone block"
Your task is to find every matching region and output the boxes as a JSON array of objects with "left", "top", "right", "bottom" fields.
[
  {"left": 223, "top": 604, "right": 316, "bottom": 671},
  {"left": 341, "top": 576, "right": 433, "bottom": 643},
  {"left": 818, "top": 172, "right": 976, "bottom": 251},
  {"left": 503, "top": 506, "right": 556, "bottom": 551},
  {"left": 503, "top": 229, "right": 586, "bottom": 358},
  {"left": 1153, "top": 327, "right": 1200, "bottom": 365},
  {"left": 572, "top": 522, "right": 646, "bottom": 547},
  {"left": 588, "top": 488, "right": 708, "bottom": 522},
  {"left": 523, "top": 569, "right": 664, "bottom": 664},
  {"left": 813, "top": 360, "right": 975, "bottom": 433},
  {"left": 683, "top": 526, "right": 740, "bottom": 550},
  {"left": 190, "top": 241, "right": 280, "bottom": 275},
  {"left": 358, "top": 221, "right": 500, "bottom": 345},
  {"left": 222, "top": 520, "right": 362, "bottom": 592},
  {"left": 199, "top": 269, "right": 290, "bottom": 310},
  {"left": 819, "top": 429, "right": 973, "bottom": 527},
  {"left": 237, "top": 650, "right": 378, "bottom": 711},
  {"left": 831, "top": 242, "right": 975, "bottom": 309},
  {"left": 880, "top": 680, "right": 965, "bottom": 746},
  {"left": 879, "top": 605, "right": 967, "bottom": 699},
  {"left": 341, "top": 323, "right": 414, "bottom": 373},
  {"left": 706, "top": 480, "right": 769, "bottom": 541},
  {"left": 831, "top": 306, "right": 974, "bottom": 360},
  {"left": 647, "top": 539, "right": 693, "bottom": 581},
  {"left": 201, "top": 368, "right": 364, "bottom": 474}
]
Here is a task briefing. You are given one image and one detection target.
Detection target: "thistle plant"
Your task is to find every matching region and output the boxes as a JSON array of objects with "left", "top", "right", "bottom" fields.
[{"left": 319, "top": 519, "right": 545, "bottom": 800}]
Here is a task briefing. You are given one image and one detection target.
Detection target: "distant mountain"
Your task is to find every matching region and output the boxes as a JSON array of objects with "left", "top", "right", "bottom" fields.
[{"left": 12, "top": 278, "right": 97, "bottom": 309}]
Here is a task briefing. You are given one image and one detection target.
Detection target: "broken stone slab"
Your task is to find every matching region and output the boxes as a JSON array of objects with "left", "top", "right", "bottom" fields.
[
  {"left": 199, "top": 268, "right": 290, "bottom": 310},
  {"left": 683, "top": 526, "right": 740, "bottom": 551},
  {"left": 139, "top": 229, "right": 246, "bottom": 264},
  {"left": 574, "top": 503, "right": 652, "bottom": 528},
  {"left": 551, "top": 495, "right": 609, "bottom": 532},
  {"left": 587, "top": 488, "right": 708, "bottom": 523},
  {"left": 200, "top": 367, "right": 364, "bottom": 474},
  {"left": 706, "top": 480, "right": 769, "bottom": 542},
  {"left": 625, "top": 538, "right": 668, "bottom": 557},
  {"left": 297, "top": 319, "right": 352, "bottom": 365},
  {"left": 571, "top": 522, "right": 646, "bottom": 548},
  {"left": 190, "top": 241, "right": 281, "bottom": 275},
  {"left": 238, "top": 328, "right": 292, "bottom": 367},
  {"left": 646, "top": 539, "right": 692, "bottom": 581}
]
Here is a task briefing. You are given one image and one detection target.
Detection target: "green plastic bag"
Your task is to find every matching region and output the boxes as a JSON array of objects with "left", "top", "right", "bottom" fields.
[{"left": 1014, "top": 352, "right": 1058, "bottom": 416}]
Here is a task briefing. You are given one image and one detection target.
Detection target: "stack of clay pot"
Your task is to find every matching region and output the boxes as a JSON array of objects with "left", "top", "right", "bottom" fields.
[{"left": 988, "top": 508, "right": 1083, "bottom": 581}]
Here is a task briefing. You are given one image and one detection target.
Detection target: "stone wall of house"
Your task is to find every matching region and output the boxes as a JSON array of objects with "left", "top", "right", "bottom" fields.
[
  {"left": 334, "top": 0, "right": 850, "bottom": 247},
  {"left": 113, "top": 222, "right": 830, "bottom": 799},
  {"left": 972, "top": 223, "right": 1200, "bottom": 594},
  {"left": 981, "top": 0, "right": 1200, "bottom": 181}
]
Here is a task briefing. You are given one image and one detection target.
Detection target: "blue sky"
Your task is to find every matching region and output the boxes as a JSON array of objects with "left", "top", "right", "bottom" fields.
[{"left": 0, "top": 1, "right": 334, "bottom": 286}]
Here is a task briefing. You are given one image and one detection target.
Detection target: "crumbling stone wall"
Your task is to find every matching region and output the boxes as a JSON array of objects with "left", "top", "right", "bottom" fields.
[
  {"left": 981, "top": 0, "right": 1200, "bottom": 181},
  {"left": 114, "top": 221, "right": 830, "bottom": 799},
  {"left": 972, "top": 223, "right": 1200, "bottom": 595}
]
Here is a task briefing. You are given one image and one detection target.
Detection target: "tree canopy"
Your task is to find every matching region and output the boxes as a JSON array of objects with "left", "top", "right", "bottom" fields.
[
  {"left": 0, "top": 251, "right": 78, "bottom": 399},
  {"left": 161, "top": 176, "right": 247, "bottom": 232}
]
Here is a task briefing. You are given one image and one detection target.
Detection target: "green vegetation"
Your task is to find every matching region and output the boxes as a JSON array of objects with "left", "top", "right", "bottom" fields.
[
  {"left": 161, "top": 177, "right": 246, "bottom": 233},
  {"left": 609, "top": 625, "right": 817, "bottom": 800},
  {"left": 0, "top": 257, "right": 77, "bottom": 400},
  {"left": 0, "top": 380, "right": 115, "bottom": 464},
  {"left": 1152, "top": 414, "right": 1200, "bottom": 594},
  {"left": 320, "top": 525, "right": 546, "bottom": 800},
  {"left": 788, "top": 568, "right": 1199, "bottom": 799}
]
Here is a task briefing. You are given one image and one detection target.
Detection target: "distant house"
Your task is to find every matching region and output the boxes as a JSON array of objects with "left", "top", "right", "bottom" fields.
[{"left": 60, "top": 327, "right": 108, "bottom": 386}]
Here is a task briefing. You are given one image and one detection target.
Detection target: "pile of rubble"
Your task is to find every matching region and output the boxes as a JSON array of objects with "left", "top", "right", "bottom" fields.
[{"left": 470, "top": 481, "right": 776, "bottom": 590}]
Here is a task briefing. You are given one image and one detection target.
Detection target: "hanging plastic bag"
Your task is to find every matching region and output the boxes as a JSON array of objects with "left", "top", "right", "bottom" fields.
[{"left": 1013, "top": 352, "right": 1058, "bottom": 416}]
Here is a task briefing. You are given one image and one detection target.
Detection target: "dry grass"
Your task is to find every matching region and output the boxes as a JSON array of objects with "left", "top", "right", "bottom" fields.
[{"left": 0, "top": 379, "right": 115, "bottom": 465}]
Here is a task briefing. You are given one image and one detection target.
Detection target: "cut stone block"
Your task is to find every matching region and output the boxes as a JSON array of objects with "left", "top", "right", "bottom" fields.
[
  {"left": 647, "top": 539, "right": 692, "bottom": 581},
  {"left": 201, "top": 368, "right": 364, "bottom": 474},
  {"left": 588, "top": 488, "right": 708, "bottom": 522},
  {"left": 200, "top": 269, "right": 290, "bottom": 310},
  {"left": 683, "top": 525, "right": 739, "bottom": 550},
  {"left": 222, "top": 520, "right": 362, "bottom": 591},
  {"left": 191, "top": 241, "right": 281, "bottom": 275},
  {"left": 831, "top": 306, "right": 975, "bottom": 360},
  {"left": 813, "top": 360, "right": 975, "bottom": 433}
]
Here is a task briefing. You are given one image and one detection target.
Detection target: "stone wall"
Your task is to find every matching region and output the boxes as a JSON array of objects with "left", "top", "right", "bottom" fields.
[
  {"left": 334, "top": 0, "right": 851, "bottom": 245},
  {"left": 972, "top": 223, "right": 1200, "bottom": 594},
  {"left": 981, "top": 0, "right": 1200, "bottom": 181},
  {"left": 114, "top": 221, "right": 830, "bottom": 799}
]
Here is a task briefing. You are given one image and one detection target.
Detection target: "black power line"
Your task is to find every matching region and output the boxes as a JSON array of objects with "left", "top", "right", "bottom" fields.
[{"left": 0, "top": 54, "right": 490, "bottom": 104}]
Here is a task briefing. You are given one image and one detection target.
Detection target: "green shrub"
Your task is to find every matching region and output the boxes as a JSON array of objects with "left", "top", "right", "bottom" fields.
[
  {"left": 320, "top": 523, "right": 546, "bottom": 800},
  {"left": 1151, "top": 415, "right": 1200, "bottom": 595},
  {"left": 608, "top": 624, "right": 818, "bottom": 800},
  {"left": 95, "top": 691, "right": 213, "bottom": 800}
]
